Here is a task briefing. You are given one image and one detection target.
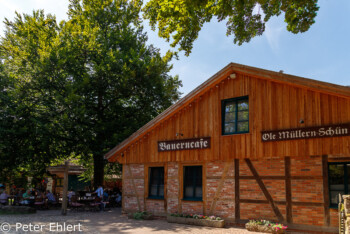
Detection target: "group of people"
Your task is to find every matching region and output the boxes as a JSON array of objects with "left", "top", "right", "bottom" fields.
[
  {"left": 0, "top": 184, "right": 56, "bottom": 207},
  {"left": 67, "top": 185, "right": 122, "bottom": 211},
  {"left": 17, "top": 188, "right": 56, "bottom": 206},
  {"left": 1, "top": 183, "right": 122, "bottom": 210}
]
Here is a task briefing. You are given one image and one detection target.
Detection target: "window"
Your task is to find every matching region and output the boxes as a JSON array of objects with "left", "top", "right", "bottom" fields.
[
  {"left": 56, "top": 178, "right": 63, "bottom": 187},
  {"left": 148, "top": 167, "right": 164, "bottom": 199},
  {"left": 183, "top": 166, "right": 202, "bottom": 201},
  {"left": 222, "top": 96, "right": 249, "bottom": 135},
  {"left": 329, "top": 162, "right": 350, "bottom": 207}
]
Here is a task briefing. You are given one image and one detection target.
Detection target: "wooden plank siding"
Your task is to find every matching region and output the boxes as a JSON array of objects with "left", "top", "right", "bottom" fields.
[{"left": 109, "top": 70, "right": 350, "bottom": 164}]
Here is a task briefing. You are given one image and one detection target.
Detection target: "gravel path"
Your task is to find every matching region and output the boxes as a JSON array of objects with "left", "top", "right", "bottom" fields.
[{"left": 0, "top": 208, "right": 265, "bottom": 234}]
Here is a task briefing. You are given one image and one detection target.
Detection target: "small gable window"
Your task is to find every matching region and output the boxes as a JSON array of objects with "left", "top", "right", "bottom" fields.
[{"left": 222, "top": 96, "right": 249, "bottom": 135}]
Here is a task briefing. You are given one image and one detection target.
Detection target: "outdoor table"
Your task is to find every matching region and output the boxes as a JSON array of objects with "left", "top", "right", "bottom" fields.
[{"left": 78, "top": 196, "right": 96, "bottom": 204}]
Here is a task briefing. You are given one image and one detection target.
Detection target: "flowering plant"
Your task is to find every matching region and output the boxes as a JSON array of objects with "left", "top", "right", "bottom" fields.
[
  {"left": 170, "top": 213, "right": 222, "bottom": 220},
  {"left": 247, "top": 220, "right": 287, "bottom": 232}
]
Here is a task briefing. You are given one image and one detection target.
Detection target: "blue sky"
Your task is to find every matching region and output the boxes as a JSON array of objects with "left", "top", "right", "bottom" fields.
[{"left": 1, "top": 0, "right": 349, "bottom": 96}]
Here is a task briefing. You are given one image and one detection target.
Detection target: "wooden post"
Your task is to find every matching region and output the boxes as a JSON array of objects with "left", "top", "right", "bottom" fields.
[
  {"left": 285, "top": 157, "right": 293, "bottom": 223},
  {"left": 322, "top": 155, "right": 330, "bottom": 226},
  {"left": 209, "top": 161, "right": 231, "bottom": 215},
  {"left": 127, "top": 164, "right": 141, "bottom": 211},
  {"left": 61, "top": 161, "right": 69, "bottom": 215},
  {"left": 234, "top": 159, "right": 240, "bottom": 222}
]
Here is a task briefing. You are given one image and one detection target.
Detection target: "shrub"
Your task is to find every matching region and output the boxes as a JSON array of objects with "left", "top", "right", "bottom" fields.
[
  {"left": 132, "top": 211, "right": 152, "bottom": 220},
  {"left": 170, "top": 213, "right": 222, "bottom": 220}
]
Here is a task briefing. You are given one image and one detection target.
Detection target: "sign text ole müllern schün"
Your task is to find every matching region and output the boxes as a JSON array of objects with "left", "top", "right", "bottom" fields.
[{"left": 261, "top": 124, "right": 350, "bottom": 142}]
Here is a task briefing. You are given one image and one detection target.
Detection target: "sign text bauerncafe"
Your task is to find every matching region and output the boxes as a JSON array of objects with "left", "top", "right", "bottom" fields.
[
  {"left": 261, "top": 124, "right": 350, "bottom": 142},
  {"left": 158, "top": 137, "right": 211, "bottom": 152}
]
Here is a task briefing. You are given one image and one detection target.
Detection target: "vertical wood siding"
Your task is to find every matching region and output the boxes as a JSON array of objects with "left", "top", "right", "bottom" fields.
[{"left": 115, "top": 73, "right": 350, "bottom": 164}]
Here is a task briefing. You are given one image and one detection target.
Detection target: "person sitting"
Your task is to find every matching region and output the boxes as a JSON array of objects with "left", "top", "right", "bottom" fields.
[
  {"left": 20, "top": 190, "right": 31, "bottom": 205},
  {"left": 45, "top": 190, "right": 56, "bottom": 207},
  {"left": 103, "top": 190, "right": 109, "bottom": 202},
  {"left": 34, "top": 192, "right": 45, "bottom": 209},
  {"left": 68, "top": 190, "right": 76, "bottom": 203},
  {"left": 115, "top": 193, "right": 122, "bottom": 207},
  {"left": 94, "top": 185, "right": 104, "bottom": 211},
  {"left": 30, "top": 188, "right": 36, "bottom": 196},
  {"left": 0, "top": 188, "right": 9, "bottom": 206}
]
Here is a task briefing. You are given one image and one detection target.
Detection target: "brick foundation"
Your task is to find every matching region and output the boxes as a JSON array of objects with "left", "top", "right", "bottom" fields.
[{"left": 123, "top": 156, "right": 337, "bottom": 229}]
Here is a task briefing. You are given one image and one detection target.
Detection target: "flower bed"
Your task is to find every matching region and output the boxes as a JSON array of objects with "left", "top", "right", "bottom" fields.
[
  {"left": 167, "top": 214, "right": 225, "bottom": 228},
  {"left": 245, "top": 220, "right": 287, "bottom": 233},
  {"left": 128, "top": 211, "right": 153, "bottom": 220}
]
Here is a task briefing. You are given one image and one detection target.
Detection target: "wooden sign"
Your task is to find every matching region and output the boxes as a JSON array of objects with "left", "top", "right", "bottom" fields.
[
  {"left": 158, "top": 137, "right": 211, "bottom": 152},
  {"left": 261, "top": 124, "right": 350, "bottom": 142}
]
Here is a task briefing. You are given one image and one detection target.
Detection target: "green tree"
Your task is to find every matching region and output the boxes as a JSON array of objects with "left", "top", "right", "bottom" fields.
[
  {"left": 0, "top": 11, "right": 70, "bottom": 182},
  {"left": 142, "top": 0, "right": 319, "bottom": 55},
  {"left": 1, "top": 0, "right": 182, "bottom": 187},
  {"left": 59, "top": 0, "right": 181, "bottom": 187}
]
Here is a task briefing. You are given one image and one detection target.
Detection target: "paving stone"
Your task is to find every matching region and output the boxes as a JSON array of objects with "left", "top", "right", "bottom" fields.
[{"left": 0, "top": 208, "right": 267, "bottom": 234}]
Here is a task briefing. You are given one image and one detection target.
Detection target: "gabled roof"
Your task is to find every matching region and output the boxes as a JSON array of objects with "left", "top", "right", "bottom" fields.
[{"left": 105, "top": 62, "right": 350, "bottom": 161}]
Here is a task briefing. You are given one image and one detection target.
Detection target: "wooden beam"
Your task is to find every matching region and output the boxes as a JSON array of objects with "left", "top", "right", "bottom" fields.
[
  {"left": 61, "top": 161, "right": 69, "bottom": 216},
  {"left": 240, "top": 176, "right": 285, "bottom": 180},
  {"left": 209, "top": 161, "right": 231, "bottom": 214},
  {"left": 234, "top": 159, "right": 240, "bottom": 222},
  {"left": 240, "top": 199, "right": 323, "bottom": 207},
  {"left": 122, "top": 164, "right": 125, "bottom": 212},
  {"left": 291, "top": 176, "right": 323, "bottom": 180},
  {"left": 245, "top": 159, "right": 284, "bottom": 222},
  {"left": 285, "top": 157, "right": 293, "bottom": 223},
  {"left": 322, "top": 155, "right": 330, "bottom": 226},
  {"left": 293, "top": 202, "right": 323, "bottom": 207},
  {"left": 164, "top": 163, "right": 168, "bottom": 213},
  {"left": 178, "top": 163, "right": 183, "bottom": 214},
  {"left": 144, "top": 165, "right": 148, "bottom": 212},
  {"left": 203, "top": 162, "right": 207, "bottom": 216},
  {"left": 240, "top": 199, "right": 269, "bottom": 204},
  {"left": 127, "top": 165, "right": 141, "bottom": 211},
  {"left": 239, "top": 175, "right": 323, "bottom": 180}
]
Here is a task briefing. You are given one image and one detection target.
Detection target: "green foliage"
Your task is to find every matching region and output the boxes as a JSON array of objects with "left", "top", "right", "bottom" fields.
[
  {"left": 0, "top": 0, "right": 182, "bottom": 186},
  {"left": 0, "top": 11, "right": 69, "bottom": 182},
  {"left": 170, "top": 213, "right": 222, "bottom": 220},
  {"left": 142, "top": 0, "right": 319, "bottom": 55},
  {"left": 57, "top": 0, "right": 182, "bottom": 186},
  {"left": 132, "top": 211, "right": 151, "bottom": 220}
]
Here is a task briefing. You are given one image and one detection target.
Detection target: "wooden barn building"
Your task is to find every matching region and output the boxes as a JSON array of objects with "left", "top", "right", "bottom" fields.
[{"left": 105, "top": 63, "right": 350, "bottom": 232}]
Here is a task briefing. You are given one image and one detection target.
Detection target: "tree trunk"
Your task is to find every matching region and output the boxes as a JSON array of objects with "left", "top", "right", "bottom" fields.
[{"left": 93, "top": 154, "right": 104, "bottom": 189}]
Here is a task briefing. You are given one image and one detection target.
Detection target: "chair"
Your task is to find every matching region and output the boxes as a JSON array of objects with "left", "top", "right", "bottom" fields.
[
  {"left": 89, "top": 197, "right": 101, "bottom": 212},
  {"left": 34, "top": 197, "right": 45, "bottom": 210},
  {"left": 47, "top": 195, "right": 58, "bottom": 209},
  {"left": 102, "top": 198, "right": 110, "bottom": 211},
  {"left": 70, "top": 195, "right": 84, "bottom": 212}
]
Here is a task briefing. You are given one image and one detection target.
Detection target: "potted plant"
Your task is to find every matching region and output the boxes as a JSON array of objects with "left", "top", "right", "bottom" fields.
[
  {"left": 167, "top": 213, "right": 225, "bottom": 228},
  {"left": 245, "top": 220, "right": 287, "bottom": 233}
]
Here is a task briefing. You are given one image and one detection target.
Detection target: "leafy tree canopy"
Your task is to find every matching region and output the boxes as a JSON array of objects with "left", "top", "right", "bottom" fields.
[
  {"left": 0, "top": 0, "right": 182, "bottom": 187},
  {"left": 0, "top": 11, "right": 69, "bottom": 182},
  {"left": 142, "top": 0, "right": 319, "bottom": 55}
]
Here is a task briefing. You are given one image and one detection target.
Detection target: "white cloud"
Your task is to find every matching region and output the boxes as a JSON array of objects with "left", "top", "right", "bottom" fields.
[{"left": 264, "top": 23, "right": 283, "bottom": 53}]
